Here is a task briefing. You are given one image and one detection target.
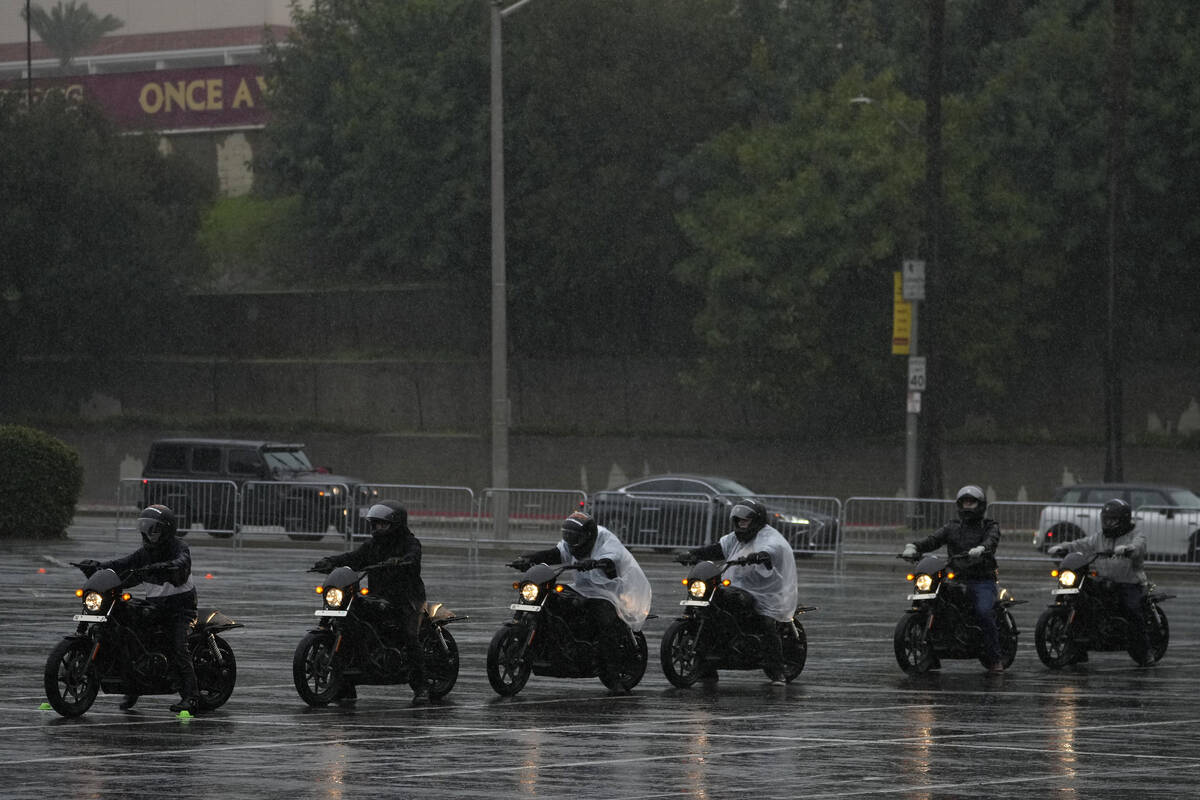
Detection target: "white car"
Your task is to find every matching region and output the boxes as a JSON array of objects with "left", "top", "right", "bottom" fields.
[{"left": 1034, "top": 483, "right": 1200, "bottom": 561}]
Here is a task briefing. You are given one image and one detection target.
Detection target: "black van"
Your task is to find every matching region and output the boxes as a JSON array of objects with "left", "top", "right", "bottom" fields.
[{"left": 141, "top": 438, "right": 374, "bottom": 539}]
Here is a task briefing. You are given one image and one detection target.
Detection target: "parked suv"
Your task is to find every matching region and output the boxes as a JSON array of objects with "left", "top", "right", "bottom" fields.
[
  {"left": 141, "top": 438, "right": 374, "bottom": 540},
  {"left": 1034, "top": 482, "right": 1200, "bottom": 561}
]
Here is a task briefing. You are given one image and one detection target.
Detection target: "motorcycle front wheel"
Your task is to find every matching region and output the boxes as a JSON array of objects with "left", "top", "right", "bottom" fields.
[
  {"left": 423, "top": 626, "right": 460, "bottom": 700},
  {"left": 1035, "top": 606, "right": 1078, "bottom": 669},
  {"left": 600, "top": 631, "right": 648, "bottom": 693},
  {"left": 486, "top": 626, "right": 532, "bottom": 697},
  {"left": 660, "top": 619, "right": 704, "bottom": 688},
  {"left": 893, "top": 613, "right": 935, "bottom": 674},
  {"left": 194, "top": 635, "right": 237, "bottom": 711},
  {"left": 293, "top": 631, "right": 341, "bottom": 706},
  {"left": 44, "top": 637, "right": 100, "bottom": 718}
]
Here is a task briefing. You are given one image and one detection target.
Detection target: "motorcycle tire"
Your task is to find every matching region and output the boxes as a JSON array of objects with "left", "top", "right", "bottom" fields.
[
  {"left": 293, "top": 631, "right": 341, "bottom": 707},
  {"left": 194, "top": 635, "right": 237, "bottom": 711},
  {"left": 423, "top": 626, "right": 460, "bottom": 701},
  {"left": 486, "top": 626, "right": 532, "bottom": 697},
  {"left": 1132, "top": 603, "right": 1169, "bottom": 666},
  {"left": 893, "top": 613, "right": 935, "bottom": 674},
  {"left": 778, "top": 618, "right": 808, "bottom": 682},
  {"left": 1034, "top": 606, "right": 1078, "bottom": 669},
  {"left": 43, "top": 637, "right": 100, "bottom": 718},
  {"left": 979, "top": 608, "right": 1019, "bottom": 670},
  {"left": 660, "top": 619, "right": 704, "bottom": 688},
  {"left": 599, "top": 631, "right": 648, "bottom": 694}
]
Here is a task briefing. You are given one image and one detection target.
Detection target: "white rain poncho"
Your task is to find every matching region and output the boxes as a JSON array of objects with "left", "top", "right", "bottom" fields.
[
  {"left": 556, "top": 527, "right": 652, "bottom": 631},
  {"left": 717, "top": 525, "right": 798, "bottom": 621}
]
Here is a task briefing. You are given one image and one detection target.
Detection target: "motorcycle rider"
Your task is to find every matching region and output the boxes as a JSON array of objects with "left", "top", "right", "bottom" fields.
[
  {"left": 902, "top": 484, "right": 1004, "bottom": 673},
  {"left": 78, "top": 504, "right": 201, "bottom": 715},
  {"left": 675, "top": 499, "right": 798, "bottom": 685},
  {"left": 512, "top": 511, "right": 652, "bottom": 666},
  {"left": 1048, "top": 498, "right": 1151, "bottom": 664},
  {"left": 311, "top": 501, "right": 428, "bottom": 702}
]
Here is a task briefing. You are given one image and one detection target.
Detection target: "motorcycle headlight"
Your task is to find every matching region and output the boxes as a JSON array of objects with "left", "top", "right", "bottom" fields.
[
  {"left": 520, "top": 582, "right": 540, "bottom": 603},
  {"left": 915, "top": 574, "right": 934, "bottom": 592},
  {"left": 324, "top": 587, "right": 346, "bottom": 608},
  {"left": 84, "top": 592, "right": 105, "bottom": 612},
  {"left": 688, "top": 579, "right": 708, "bottom": 599},
  {"left": 1058, "top": 570, "right": 1077, "bottom": 588}
]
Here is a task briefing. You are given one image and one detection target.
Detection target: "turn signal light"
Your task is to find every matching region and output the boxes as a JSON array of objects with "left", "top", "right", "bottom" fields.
[{"left": 75, "top": 589, "right": 84, "bottom": 598}]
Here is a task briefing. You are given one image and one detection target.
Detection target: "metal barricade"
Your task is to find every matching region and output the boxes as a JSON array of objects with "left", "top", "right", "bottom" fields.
[
  {"left": 586, "top": 490, "right": 720, "bottom": 550},
  {"left": 475, "top": 488, "right": 588, "bottom": 554},
  {"left": 749, "top": 494, "right": 843, "bottom": 557},
  {"left": 839, "top": 497, "right": 956, "bottom": 563},
  {"left": 353, "top": 484, "right": 476, "bottom": 547},
  {"left": 237, "top": 479, "right": 352, "bottom": 543},
  {"left": 118, "top": 478, "right": 239, "bottom": 540},
  {"left": 986, "top": 500, "right": 1068, "bottom": 561}
]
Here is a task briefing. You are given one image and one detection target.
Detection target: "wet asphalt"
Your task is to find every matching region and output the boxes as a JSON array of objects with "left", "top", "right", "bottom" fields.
[{"left": 3, "top": 518, "right": 1198, "bottom": 799}]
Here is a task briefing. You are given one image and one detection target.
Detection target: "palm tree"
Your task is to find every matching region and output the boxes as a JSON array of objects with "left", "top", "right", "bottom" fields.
[{"left": 21, "top": 1, "right": 123, "bottom": 72}]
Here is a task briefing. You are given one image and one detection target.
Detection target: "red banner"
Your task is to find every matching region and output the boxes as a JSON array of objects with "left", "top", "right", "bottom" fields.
[{"left": 2, "top": 64, "right": 269, "bottom": 131}]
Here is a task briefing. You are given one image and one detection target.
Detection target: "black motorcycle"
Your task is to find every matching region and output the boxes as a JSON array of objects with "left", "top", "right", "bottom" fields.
[
  {"left": 660, "top": 556, "right": 815, "bottom": 688},
  {"left": 293, "top": 564, "right": 465, "bottom": 705},
  {"left": 894, "top": 553, "right": 1021, "bottom": 673},
  {"left": 1034, "top": 550, "right": 1172, "bottom": 668},
  {"left": 486, "top": 561, "right": 649, "bottom": 696},
  {"left": 43, "top": 563, "right": 242, "bottom": 718}
]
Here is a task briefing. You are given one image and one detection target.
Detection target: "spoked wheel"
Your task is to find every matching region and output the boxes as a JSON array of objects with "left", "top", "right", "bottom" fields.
[
  {"left": 423, "top": 627, "right": 460, "bottom": 700},
  {"left": 980, "top": 608, "right": 1020, "bottom": 670},
  {"left": 779, "top": 618, "right": 808, "bottom": 682},
  {"left": 893, "top": 613, "right": 935, "bottom": 674},
  {"left": 44, "top": 638, "right": 100, "bottom": 718},
  {"left": 660, "top": 619, "right": 704, "bottom": 688},
  {"left": 1137, "top": 603, "right": 1169, "bottom": 665},
  {"left": 486, "top": 626, "right": 532, "bottom": 697},
  {"left": 293, "top": 631, "right": 341, "bottom": 706},
  {"left": 600, "top": 631, "right": 648, "bottom": 694},
  {"left": 1035, "top": 606, "right": 1078, "bottom": 669},
  {"left": 193, "top": 635, "right": 237, "bottom": 711}
]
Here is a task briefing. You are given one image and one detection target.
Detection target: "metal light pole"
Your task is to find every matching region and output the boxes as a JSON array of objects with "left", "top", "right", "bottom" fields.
[
  {"left": 26, "top": 0, "right": 33, "bottom": 108},
  {"left": 489, "top": 0, "right": 535, "bottom": 536}
]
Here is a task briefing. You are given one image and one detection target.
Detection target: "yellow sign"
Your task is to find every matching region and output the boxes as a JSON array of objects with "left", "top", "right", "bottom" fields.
[{"left": 892, "top": 272, "right": 911, "bottom": 354}]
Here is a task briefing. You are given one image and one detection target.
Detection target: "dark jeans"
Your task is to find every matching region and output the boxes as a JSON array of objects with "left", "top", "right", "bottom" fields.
[
  {"left": 151, "top": 590, "right": 199, "bottom": 701},
  {"left": 967, "top": 580, "right": 1001, "bottom": 664}
]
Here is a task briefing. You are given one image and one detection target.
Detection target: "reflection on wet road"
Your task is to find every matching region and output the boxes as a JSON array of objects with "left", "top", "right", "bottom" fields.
[{"left": 3, "top": 523, "right": 1198, "bottom": 798}]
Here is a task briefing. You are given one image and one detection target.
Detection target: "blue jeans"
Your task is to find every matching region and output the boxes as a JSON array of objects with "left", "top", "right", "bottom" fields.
[{"left": 967, "top": 580, "right": 1000, "bottom": 664}]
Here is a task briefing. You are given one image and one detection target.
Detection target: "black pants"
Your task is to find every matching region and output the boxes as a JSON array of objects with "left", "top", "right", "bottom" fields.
[{"left": 151, "top": 590, "right": 199, "bottom": 701}]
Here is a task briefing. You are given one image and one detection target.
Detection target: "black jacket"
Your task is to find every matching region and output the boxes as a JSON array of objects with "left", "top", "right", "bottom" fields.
[
  {"left": 101, "top": 537, "right": 193, "bottom": 599},
  {"left": 327, "top": 529, "right": 425, "bottom": 610},
  {"left": 913, "top": 517, "right": 1001, "bottom": 581}
]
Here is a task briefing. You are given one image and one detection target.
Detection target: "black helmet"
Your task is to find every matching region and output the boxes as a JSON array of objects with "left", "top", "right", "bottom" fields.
[
  {"left": 730, "top": 499, "right": 767, "bottom": 543},
  {"left": 955, "top": 485, "right": 987, "bottom": 522},
  {"left": 561, "top": 511, "right": 598, "bottom": 559},
  {"left": 365, "top": 501, "right": 408, "bottom": 540},
  {"left": 1100, "top": 498, "right": 1133, "bottom": 536},
  {"left": 138, "top": 504, "right": 177, "bottom": 547}
]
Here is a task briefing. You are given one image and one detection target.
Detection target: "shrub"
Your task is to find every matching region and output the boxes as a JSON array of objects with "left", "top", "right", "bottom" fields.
[{"left": 0, "top": 425, "right": 83, "bottom": 539}]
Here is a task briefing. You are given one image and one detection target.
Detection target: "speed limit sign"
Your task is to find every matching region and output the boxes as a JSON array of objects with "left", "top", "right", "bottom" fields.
[{"left": 907, "top": 357, "right": 927, "bottom": 392}]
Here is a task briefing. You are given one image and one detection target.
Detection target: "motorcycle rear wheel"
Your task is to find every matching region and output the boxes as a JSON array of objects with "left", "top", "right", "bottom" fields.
[
  {"left": 660, "top": 619, "right": 703, "bottom": 688},
  {"left": 486, "top": 626, "right": 532, "bottom": 697},
  {"left": 194, "top": 635, "right": 237, "bottom": 711},
  {"left": 44, "top": 637, "right": 100, "bottom": 718},
  {"left": 778, "top": 618, "right": 808, "bottom": 682},
  {"left": 293, "top": 631, "right": 341, "bottom": 706},
  {"left": 600, "top": 631, "right": 648, "bottom": 693},
  {"left": 1035, "top": 606, "right": 1078, "bottom": 669},
  {"left": 893, "top": 613, "right": 935, "bottom": 674},
  {"left": 423, "top": 627, "right": 460, "bottom": 700}
]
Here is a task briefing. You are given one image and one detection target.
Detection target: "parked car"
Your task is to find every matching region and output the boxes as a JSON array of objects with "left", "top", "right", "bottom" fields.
[
  {"left": 1034, "top": 482, "right": 1200, "bottom": 561},
  {"left": 586, "top": 474, "right": 839, "bottom": 552},
  {"left": 141, "top": 438, "right": 375, "bottom": 540}
]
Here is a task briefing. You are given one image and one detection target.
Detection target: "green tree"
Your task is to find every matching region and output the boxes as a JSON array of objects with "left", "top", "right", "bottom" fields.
[
  {"left": 0, "top": 93, "right": 214, "bottom": 359},
  {"left": 21, "top": 1, "right": 123, "bottom": 71}
]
